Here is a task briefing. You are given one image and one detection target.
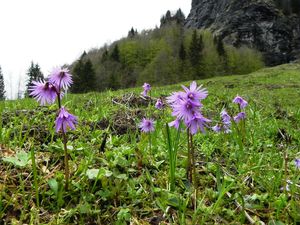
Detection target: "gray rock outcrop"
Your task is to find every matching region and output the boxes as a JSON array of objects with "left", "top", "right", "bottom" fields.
[{"left": 185, "top": 0, "right": 300, "bottom": 65}]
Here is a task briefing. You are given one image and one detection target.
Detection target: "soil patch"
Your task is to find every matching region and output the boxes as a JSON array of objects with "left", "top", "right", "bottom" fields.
[{"left": 112, "top": 93, "right": 155, "bottom": 108}]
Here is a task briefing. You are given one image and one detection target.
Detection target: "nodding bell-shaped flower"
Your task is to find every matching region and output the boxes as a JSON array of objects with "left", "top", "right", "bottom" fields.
[{"left": 55, "top": 107, "right": 78, "bottom": 133}]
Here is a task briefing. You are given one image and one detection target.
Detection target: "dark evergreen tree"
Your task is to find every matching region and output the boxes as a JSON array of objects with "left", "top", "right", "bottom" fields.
[
  {"left": 81, "top": 51, "right": 87, "bottom": 59},
  {"left": 110, "top": 44, "right": 120, "bottom": 62},
  {"left": 160, "top": 10, "right": 174, "bottom": 27},
  {"left": 128, "top": 27, "right": 137, "bottom": 38},
  {"left": 179, "top": 42, "right": 186, "bottom": 61},
  {"left": 214, "top": 36, "right": 228, "bottom": 73},
  {"left": 198, "top": 35, "right": 204, "bottom": 53},
  {"left": 82, "top": 59, "right": 96, "bottom": 91},
  {"left": 25, "top": 62, "right": 44, "bottom": 96},
  {"left": 165, "top": 10, "right": 171, "bottom": 20},
  {"left": 0, "top": 66, "right": 5, "bottom": 100},
  {"left": 72, "top": 60, "right": 84, "bottom": 93},
  {"left": 109, "top": 73, "right": 120, "bottom": 90},
  {"left": 174, "top": 8, "right": 185, "bottom": 25},
  {"left": 71, "top": 57, "right": 96, "bottom": 93},
  {"left": 216, "top": 37, "right": 226, "bottom": 57},
  {"left": 101, "top": 47, "right": 109, "bottom": 63},
  {"left": 189, "top": 30, "right": 203, "bottom": 67},
  {"left": 188, "top": 30, "right": 204, "bottom": 78},
  {"left": 160, "top": 15, "right": 166, "bottom": 26}
]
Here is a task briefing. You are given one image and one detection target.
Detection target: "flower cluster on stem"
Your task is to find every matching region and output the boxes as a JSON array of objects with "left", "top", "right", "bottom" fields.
[
  {"left": 141, "top": 83, "right": 151, "bottom": 97},
  {"left": 167, "top": 81, "right": 210, "bottom": 186},
  {"left": 212, "top": 109, "right": 232, "bottom": 133},
  {"left": 30, "top": 67, "right": 76, "bottom": 190},
  {"left": 167, "top": 81, "right": 210, "bottom": 134}
]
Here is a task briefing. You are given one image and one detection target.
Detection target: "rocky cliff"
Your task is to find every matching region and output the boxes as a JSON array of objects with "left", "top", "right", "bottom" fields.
[{"left": 185, "top": 0, "right": 300, "bottom": 65}]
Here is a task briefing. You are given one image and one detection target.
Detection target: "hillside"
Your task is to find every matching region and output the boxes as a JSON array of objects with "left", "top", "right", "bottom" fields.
[
  {"left": 68, "top": 0, "right": 300, "bottom": 95},
  {"left": 1, "top": 63, "right": 300, "bottom": 224},
  {"left": 70, "top": 22, "right": 264, "bottom": 94}
]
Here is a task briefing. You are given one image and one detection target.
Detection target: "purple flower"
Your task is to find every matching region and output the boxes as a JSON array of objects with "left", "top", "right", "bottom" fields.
[
  {"left": 141, "top": 83, "right": 151, "bottom": 97},
  {"left": 295, "top": 159, "right": 300, "bottom": 169},
  {"left": 234, "top": 112, "right": 246, "bottom": 123},
  {"left": 182, "top": 81, "right": 208, "bottom": 105},
  {"left": 212, "top": 124, "right": 221, "bottom": 133},
  {"left": 166, "top": 91, "right": 185, "bottom": 105},
  {"left": 167, "top": 81, "right": 210, "bottom": 134},
  {"left": 233, "top": 96, "right": 248, "bottom": 109},
  {"left": 55, "top": 107, "right": 78, "bottom": 133},
  {"left": 171, "top": 99, "right": 200, "bottom": 124},
  {"left": 49, "top": 67, "right": 73, "bottom": 90},
  {"left": 139, "top": 118, "right": 155, "bottom": 133},
  {"left": 221, "top": 110, "right": 231, "bottom": 125},
  {"left": 169, "top": 118, "right": 181, "bottom": 129},
  {"left": 218, "top": 109, "right": 232, "bottom": 133},
  {"left": 187, "top": 113, "right": 211, "bottom": 135},
  {"left": 155, "top": 98, "right": 164, "bottom": 110},
  {"left": 223, "top": 124, "right": 231, "bottom": 133},
  {"left": 29, "top": 80, "right": 57, "bottom": 105}
]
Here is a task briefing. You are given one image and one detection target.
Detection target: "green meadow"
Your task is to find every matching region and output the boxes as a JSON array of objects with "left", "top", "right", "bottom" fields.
[{"left": 1, "top": 63, "right": 300, "bottom": 224}]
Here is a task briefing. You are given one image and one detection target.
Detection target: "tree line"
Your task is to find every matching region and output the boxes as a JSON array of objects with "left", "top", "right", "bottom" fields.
[
  {"left": 0, "top": 9, "right": 266, "bottom": 100},
  {"left": 69, "top": 9, "right": 264, "bottom": 93}
]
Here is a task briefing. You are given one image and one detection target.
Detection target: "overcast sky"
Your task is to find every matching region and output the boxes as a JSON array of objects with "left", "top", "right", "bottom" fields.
[{"left": 0, "top": 0, "right": 191, "bottom": 99}]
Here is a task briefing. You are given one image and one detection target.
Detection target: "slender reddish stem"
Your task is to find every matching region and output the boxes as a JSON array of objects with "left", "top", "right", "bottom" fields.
[{"left": 57, "top": 87, "right": 69, "bottom": 191}]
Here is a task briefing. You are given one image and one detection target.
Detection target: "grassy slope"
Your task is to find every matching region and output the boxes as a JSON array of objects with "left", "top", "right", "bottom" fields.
[{"left": 0, "top": 63, "right": 300, "bottom": 224}]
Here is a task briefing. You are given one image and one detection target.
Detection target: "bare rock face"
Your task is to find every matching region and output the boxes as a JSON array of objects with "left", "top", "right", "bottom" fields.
[{"left": 185, "top": 0, "right": 300, "bottom": 65}]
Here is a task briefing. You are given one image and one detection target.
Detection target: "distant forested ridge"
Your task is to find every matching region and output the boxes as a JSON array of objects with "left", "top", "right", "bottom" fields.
[{"left": 71, "top": 9, "right": 264, "bottom": 93}]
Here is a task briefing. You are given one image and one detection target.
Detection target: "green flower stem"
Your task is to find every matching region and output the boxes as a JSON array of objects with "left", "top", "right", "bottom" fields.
[
  {"left": 187, "top": 129, "right": 192, "bottom": 183},
  {"left": 284, "top": 148, "right": 288, "bottom": 195},
  {"left": 62, "top": 132, "right": 70, "bottom": 191},
  {"left": 30, "top": 145, "right": 39, "bottom": 208},
  {"left": 190, "top": 134, "right": 197, "bottom": 188},
  {"left": 166, "top": 122, "right": 181, "bottom": 192},
  {"left": 149, "top": 132, "right": 152, "bottom": 155}
]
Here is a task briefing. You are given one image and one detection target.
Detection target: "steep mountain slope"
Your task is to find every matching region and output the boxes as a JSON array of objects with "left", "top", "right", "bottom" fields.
[{"left": 185, "top": 0, "right": 300, "bottom": 65}]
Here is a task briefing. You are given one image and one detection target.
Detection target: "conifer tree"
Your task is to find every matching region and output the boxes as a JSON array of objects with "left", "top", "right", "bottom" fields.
[
  {"left": 72, "top": 60, "right": 84, "bottom": 93},
  {"left": 214, "top": 36, "right": 228, "bottom": 73},
  {"left": 179, "top": 42, "right": 186, "bottom": 61},
  {"left": 189, "top": 30, "right": 203, "bottom": 67},
  {"left": 82, "top": 59, "right": 96, "bottom": 92},
  {"left": 189, "top": 30, "right": 204, "bottom": 78},
  {"left": 101, "top": 48, "right": 108, "bottom": 63},
  {"left": 128, "top": 27, "right": 137, "bottom": 38},
  {"left": 216, "top": 37, "right": 226, "bottom": 57},
  {"left": 81, "top": 51, "right": 87, "bottom": 59},
  {"left": 160, "top": 10, "right": 173, "bottom": 27},
  {"left": 175, "top": 8, "right": 185, "bottom": 24},
  {"left": 26, "top": 62, "right": 44, "bottom": 96},
  {"left": 110, "top": 44, "right": 120, "bottom": 62},
  {"left": 0, "top": 66, "right": 5, "bottom": 100},
  {"left": 165, "top": 10, "right": 171, "bottom": 21},
  {"left": 71, "top": 55, "right": 96, "bottom": 93},
  {"left": 160, "top": 15, "right": 166, "bottom": 26}
]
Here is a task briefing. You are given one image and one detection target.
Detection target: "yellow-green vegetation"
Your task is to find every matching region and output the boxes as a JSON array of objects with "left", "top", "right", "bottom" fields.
[
  {"left": 0, "top": 63, "right": 300, "bottom": 224},
  {"left": 72, "top": 22, "right": 264, "bottom": 93}
]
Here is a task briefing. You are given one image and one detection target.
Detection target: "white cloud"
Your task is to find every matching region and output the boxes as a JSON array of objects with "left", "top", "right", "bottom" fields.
[{"left": 0, "top": 0, "right": 191, "bottom": 99}]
